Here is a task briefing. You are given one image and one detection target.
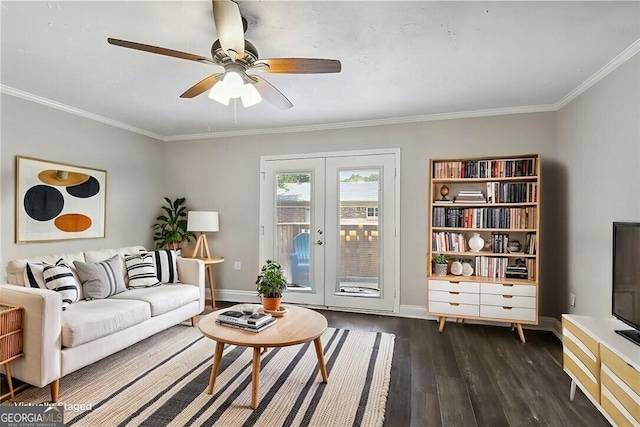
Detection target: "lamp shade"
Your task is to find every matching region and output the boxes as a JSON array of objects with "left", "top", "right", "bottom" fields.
[{"left": 187, "top": 211, "right": 219, "bottom": 232}]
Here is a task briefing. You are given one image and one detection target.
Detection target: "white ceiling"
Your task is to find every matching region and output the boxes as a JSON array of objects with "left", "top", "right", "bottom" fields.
[{"left": 1, "top": 1, "right": 639, "bottom": 140}]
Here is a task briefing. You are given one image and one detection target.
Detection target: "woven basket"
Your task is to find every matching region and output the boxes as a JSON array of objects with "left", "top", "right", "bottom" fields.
[{"left": 0, "top": 303, "right": 23, "bottom": 362}]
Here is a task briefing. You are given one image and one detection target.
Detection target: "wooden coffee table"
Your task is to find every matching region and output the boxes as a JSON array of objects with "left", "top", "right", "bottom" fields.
[{"left": 198, "top": 305, "right": 328, "bottom": 409}]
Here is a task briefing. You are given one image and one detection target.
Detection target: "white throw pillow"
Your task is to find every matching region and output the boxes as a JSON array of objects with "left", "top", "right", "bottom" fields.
[{"left": 125, "top": 251, "right": 161, "bottom": 288}]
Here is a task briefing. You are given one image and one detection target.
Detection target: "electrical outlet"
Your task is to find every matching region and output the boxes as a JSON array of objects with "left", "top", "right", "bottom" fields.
[
  {"left": 570, "top": 293, "right": 576, "bottom": 307},
  {"left": 234, "top": 262, "right": 241, "bottom": 270}
]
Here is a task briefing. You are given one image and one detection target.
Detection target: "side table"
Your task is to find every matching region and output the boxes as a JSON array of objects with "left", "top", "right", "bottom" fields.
[
  {"left": 188, "top": 257, "right": 224, "bottom": 309},
  {"left": 0, "top": 303, "right": 24, "bottom": 401}
]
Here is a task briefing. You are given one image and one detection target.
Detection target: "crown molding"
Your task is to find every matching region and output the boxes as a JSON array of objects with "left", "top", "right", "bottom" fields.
[
  {"left": 0, "top": 85, "right": 164, "bottom": 141},
  {"left": 164, "top": 104, "right": 557, "bottom": 141},
  {"left": 555, "top": 38, "right": 640, "bottom": 110}
]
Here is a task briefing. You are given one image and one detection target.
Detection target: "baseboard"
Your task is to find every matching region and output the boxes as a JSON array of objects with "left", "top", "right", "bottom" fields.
[{"left": 215, "top": 291, "right": 562, "bottom": 337}]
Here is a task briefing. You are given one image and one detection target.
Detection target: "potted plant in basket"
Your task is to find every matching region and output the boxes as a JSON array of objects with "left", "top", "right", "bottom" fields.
[
  {"left": 432, "top": 254, "right": 449, "bottom": 277},
  {"left": 256, "top": 260, "right": 287, "bottom": 311},
  {"left": 152, "top": 197, "right": 196, "bottom": 250}
]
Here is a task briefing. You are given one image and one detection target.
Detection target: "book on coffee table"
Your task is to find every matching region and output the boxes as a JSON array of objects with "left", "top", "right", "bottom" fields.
[
  {"left": 218, "top": 310, "right": 273, "bottom": 327},
  {"left": 215, "top": 317, "right": 277, "bottom": 333}
]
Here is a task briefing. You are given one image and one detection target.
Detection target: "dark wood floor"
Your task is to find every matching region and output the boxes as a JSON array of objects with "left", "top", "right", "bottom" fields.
[
  {"left": 317, "top": 309, "right": 610, "bottom": 427},
  {"left": 210, "top": 301, "right": 609, "bottom": 426}
]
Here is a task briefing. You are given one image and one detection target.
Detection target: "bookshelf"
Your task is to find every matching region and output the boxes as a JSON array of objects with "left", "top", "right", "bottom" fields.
[{"left": 427, "top": 154, "right": 540, "bottom": 342}]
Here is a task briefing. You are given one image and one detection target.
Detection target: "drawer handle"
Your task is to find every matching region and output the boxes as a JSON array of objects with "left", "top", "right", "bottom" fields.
[
  {"left": 449, "top": 291, "right": 460, "bottom": 295},
  {"left": 449, "top": 303, "right": 460, "bottom": 307},
  {"left": 502, "top": 306, "right": 513, "bottom": 310},
  {"left": 502, "top": 284, "right": 514, "bottom": 287},
  {"left": 450, "top": 281, "right": 460, "bottom": 284},
  {"left": 502, "top": 295, "right": 513, "bottom": 299}
]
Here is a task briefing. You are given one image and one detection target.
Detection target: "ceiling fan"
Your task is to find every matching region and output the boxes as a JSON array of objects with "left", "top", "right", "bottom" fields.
[{"left": 107, "top": 0, "right": 341, "bottom": 109}]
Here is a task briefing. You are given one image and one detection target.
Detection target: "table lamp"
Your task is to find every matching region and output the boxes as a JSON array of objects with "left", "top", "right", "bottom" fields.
[{"left": 187, "top": 211, "right": 219, "bottom": 259}]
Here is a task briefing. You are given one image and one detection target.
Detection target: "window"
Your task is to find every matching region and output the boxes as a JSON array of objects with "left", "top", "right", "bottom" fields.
[{"left": 366, "top": 207, "right": 378, "bottom": 218}]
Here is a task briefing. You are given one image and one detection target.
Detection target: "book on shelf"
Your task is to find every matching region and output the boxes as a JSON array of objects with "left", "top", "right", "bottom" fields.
[
  {"left": 218, "top": 310, "right": 274, "bottom": 327},
  {"left": 215, "top": 317, "right": 277, "bottom": 332}
]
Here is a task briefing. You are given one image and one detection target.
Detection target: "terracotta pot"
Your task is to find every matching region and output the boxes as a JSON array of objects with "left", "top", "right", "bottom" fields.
[{"left": 261, "top": 296, "right": 282, "bottom": 311}]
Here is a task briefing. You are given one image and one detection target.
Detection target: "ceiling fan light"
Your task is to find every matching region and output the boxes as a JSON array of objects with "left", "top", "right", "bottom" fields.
[
  {"left": 223, "top": 71, "right": 244, "bottom": 98},
  {"left": 208, "top": 81, "right": 230, "bottom": 106},
  {"left": 241, "top": 83, "right": 262, "bottom": 107}
]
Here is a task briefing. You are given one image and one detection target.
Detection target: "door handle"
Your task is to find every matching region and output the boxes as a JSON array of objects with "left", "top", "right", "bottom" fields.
[{"left": 313, "top": 240, "right": 323, "bottom": 246}]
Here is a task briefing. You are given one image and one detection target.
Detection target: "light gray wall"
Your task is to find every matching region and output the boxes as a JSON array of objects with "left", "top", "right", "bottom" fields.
[
  {"left": 164, "top": 112, "right": 558, "bottom": 314},
  {"left": 556, "top": 53, "right": 640, "bottom": 318},
  {"left": 0, "top": 93, "right": 165, "bottom": 264}
]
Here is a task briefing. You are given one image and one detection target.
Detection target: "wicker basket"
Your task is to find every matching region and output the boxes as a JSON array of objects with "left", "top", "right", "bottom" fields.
[{"left": 0, "top": 303, "right": 23, "bottom": 362}]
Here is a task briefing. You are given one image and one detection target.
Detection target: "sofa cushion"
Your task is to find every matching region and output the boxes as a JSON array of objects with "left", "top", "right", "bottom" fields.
[
  {"left": 61, "top": 299, "right": 151, "bottom": 348},
  {"left": 74, "top": 255, "right": 127, "bottom": 300},
  {"left": 124, "top": 252, "right": 161, "bottom": 288},
  {"left": 42, "top": 260, "right": 80, "bottom": 311},
  {"left": 109, "top": 284, "right": 199, "bottom": 316},
  {"left": 150, "top": 249, "right": 179, "bottom": 283}
]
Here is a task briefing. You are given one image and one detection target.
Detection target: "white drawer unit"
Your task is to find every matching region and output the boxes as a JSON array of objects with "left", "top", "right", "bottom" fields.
[
  {"left": 561, "top": 315, "right": 640, "bottom": 427},
  {"left": 429, "top": 279, "right": 479, "bottom": 294},
  {"left": 428, "top": 301, "right": 480, "bottom": 318},
  {"left": 481, "top": 282, "right": 536, "bottom": 297},
  {"left": 480, "top": 293, "right": 536, "bottom": 309},
  {"left": 428, "top": 278, "right": 538, "bottom": 342},
  {"left": 429, "top": 290, "right": 480, "bottom": 305},
  {"left": 480, "top": 305, "right": 536, "bottom": 322}
]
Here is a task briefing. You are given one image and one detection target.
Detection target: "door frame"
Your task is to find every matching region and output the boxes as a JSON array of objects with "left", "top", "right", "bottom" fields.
[{"left": 259, "top": 148, "right": 401, "bottom": 314}]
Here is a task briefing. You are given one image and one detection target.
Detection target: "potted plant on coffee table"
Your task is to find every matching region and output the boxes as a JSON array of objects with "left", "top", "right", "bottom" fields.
[{"left": 256, "top": 260, "right": 287, "bottom": 311}]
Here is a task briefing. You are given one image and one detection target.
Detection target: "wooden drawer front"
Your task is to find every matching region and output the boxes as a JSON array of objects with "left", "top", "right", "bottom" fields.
[
  {"left": 429, "top": 290, "right": 480, "bottom": 305},
  {"left": 480, "top": 294, "right": 536, "bottom": 309},
  {"left": 562, "top": 328, "right": 599, "bottom": 378},
  {"left": 563, "top": 350, "right": 600, "bottom": 404},
  {"left": 429, "top": 301, "right": 479, "bottom": 317},
  {"left": 601, "top": 386, "right": 638, "bottom": 427},
  {"left": 601, "top": 366, "right": 640, "bottom": 425},
  {"left": 601, "top": 345, "right": 640, "bottom": 397},
  {"left": 480, "top": 305, "right": 535, "bottom": 322},
  {"left": 481, "top": 282, "right": 536, "bottom": 297},
  {"left": 429, "top": 280, "right": 479, "bottom": 294},
  {"left": 562, "top": 317, "right": 599, "bottom": 357}
]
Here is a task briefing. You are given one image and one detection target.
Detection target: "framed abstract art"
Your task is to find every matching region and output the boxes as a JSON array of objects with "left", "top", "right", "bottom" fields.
[{"left": 15, "top": 156, "right": 107, "bottom": 242}]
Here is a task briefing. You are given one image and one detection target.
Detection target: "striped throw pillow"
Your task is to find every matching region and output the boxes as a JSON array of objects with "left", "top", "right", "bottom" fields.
[
  {"left": 74, "top": 255, "right": 127, "bottom": 300},
  {"left": 42, "top": 259, "right": 79, "bottom": 310},
  {"left": 24, "top": 262, "right": 47, "bottom": 289},
  {"left": 150, "top": 250, "right": 179, "bottom": 283},
  {"left": 125, "top": 252, "right": 161, "bottom": 288}
]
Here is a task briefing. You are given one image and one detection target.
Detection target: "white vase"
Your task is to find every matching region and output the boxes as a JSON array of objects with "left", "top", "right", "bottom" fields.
[{"left": 468, "top": 232, "right": 484, "bottom": 252}]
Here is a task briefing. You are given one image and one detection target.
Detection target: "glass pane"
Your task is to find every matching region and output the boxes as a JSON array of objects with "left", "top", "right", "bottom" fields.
[
  {"left": 337, "top": 169, "right": 380, "bottom": 296},
  {"left": 275, "top": 173, "right": 313, "bottom": 290}
]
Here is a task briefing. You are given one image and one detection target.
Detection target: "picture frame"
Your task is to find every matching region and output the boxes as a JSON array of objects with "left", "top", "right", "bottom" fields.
[{"left": 15, "top": 156, "right": 107, "bottom": 242}]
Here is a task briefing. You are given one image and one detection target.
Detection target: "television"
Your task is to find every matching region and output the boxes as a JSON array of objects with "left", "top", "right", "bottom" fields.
[{"left": 612, "top": 222, "right": 640, "bottom": 346}]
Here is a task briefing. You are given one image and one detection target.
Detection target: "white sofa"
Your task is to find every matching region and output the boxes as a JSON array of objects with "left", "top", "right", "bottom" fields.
[{"left": 0, "top": 246, "right": 205, "bottom": 402}]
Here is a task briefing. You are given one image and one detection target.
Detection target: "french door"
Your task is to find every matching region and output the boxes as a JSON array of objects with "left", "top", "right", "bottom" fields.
[{"left": 260, "top": 150, "right": 398, "bottom": 312}]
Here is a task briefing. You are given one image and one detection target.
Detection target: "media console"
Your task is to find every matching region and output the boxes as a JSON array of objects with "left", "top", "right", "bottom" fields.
[{"left": 562, "top": 314, "right": 639, "bottom": 426}]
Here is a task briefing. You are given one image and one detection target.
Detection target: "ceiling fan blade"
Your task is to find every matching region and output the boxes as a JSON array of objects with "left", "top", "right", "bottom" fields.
[
  {"left": 180, "top": 73, "right": 224, "bottom": 98},
  {"left": 212, "top": 1, "right": 245, "bottom": 59},
  {"left": 253, "top": 58, "right": 342, "bottom": 74},
  {"left": 107, "top": 38, "right": 217, "bottom": 66},
  {"left": 250, "top": 75, "right": 293, "bottom": 110}
]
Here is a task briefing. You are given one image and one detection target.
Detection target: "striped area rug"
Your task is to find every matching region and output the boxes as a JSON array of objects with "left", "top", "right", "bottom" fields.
[{"left": 11, "top": 324, "right": 395, "bottom": 426}]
